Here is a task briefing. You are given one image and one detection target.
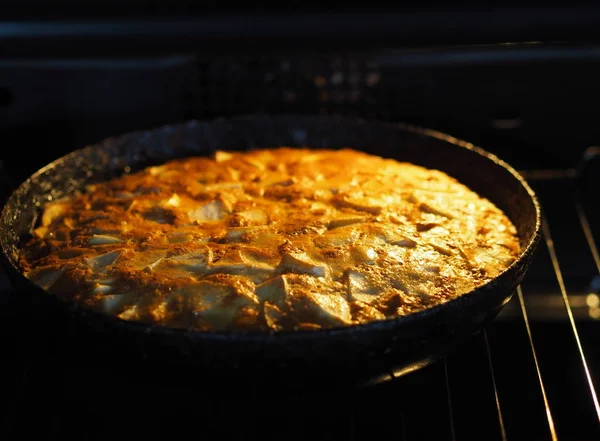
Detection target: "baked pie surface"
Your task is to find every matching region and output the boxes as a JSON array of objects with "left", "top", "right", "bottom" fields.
[{"left": 19, "top": 148, "right": 520, "bottom": 331}]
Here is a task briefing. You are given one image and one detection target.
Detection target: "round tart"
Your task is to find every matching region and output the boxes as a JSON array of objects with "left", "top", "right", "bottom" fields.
[{"left": 20, "top": 148, "right": 520, "bottom": 331}]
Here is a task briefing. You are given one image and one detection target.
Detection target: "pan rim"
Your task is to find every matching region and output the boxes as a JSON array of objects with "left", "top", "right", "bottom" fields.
[{"left": 0, "top": 113, "right": 543, "bottom": 341}]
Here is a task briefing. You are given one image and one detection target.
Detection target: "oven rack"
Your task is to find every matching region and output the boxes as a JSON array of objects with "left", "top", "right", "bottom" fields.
[
  {"left": 354, "top": 147, "right": 600, "bottom": 441},
  {"left": 2, "top": 149, "right": 599, "bottom": 441}
]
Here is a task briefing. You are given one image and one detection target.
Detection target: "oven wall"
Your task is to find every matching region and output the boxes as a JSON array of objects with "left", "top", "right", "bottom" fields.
[{"left": 1, "top": 45, "right": 600, "bottom": 184}]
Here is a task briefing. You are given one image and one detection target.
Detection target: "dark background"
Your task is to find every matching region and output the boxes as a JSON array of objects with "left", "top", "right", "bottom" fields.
[
  {"left": 3, "top": 7, "right": 600, "bottom": 187},
  {"left": 2, "top": 7, "right": 600, "bottom": 441}
]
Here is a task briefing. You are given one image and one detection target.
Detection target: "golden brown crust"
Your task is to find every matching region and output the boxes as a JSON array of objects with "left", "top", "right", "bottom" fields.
[{"left": 19, "top": 148, "right": 520, "bottom": 331}]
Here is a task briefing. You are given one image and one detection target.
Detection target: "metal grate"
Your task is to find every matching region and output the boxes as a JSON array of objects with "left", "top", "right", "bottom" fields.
[
  {"left": 2, "top": 149, "right": 600, "bottom": 441},
  {"left": 351, "top": 147, "right": 600, "bottom": 441}
]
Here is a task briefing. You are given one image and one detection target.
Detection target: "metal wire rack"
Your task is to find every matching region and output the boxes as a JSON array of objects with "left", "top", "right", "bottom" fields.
[
  {"left": 1, "top": 149, "right": 599, "bottom": 441},
  {"left": 352, "top": 147, "right": 600, "bottom": 441}
]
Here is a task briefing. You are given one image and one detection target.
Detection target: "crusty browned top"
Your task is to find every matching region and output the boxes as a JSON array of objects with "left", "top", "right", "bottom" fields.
[{"left": 19, "top": 147, "right": 520, "bottom": 331}]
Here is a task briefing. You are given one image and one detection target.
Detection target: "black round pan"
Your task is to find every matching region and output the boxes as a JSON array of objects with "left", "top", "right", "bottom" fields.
[{"left": 0, "top": 115, "right": 541, "bottom": 388}]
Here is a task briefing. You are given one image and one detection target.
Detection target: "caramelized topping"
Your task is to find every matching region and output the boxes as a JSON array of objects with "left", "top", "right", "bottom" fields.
[{"left": 19, "top": 148, "right": 520, "bottom": 331}]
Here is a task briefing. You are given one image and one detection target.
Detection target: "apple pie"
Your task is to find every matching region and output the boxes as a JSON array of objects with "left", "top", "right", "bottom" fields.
[{"left": 19, "top": 148, "right": 520, "bottom": 331}]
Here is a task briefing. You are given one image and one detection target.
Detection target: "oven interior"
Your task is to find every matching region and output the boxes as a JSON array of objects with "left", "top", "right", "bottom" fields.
[{"left": 1, "top": 10, "right": 600, "bottom": 441}]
